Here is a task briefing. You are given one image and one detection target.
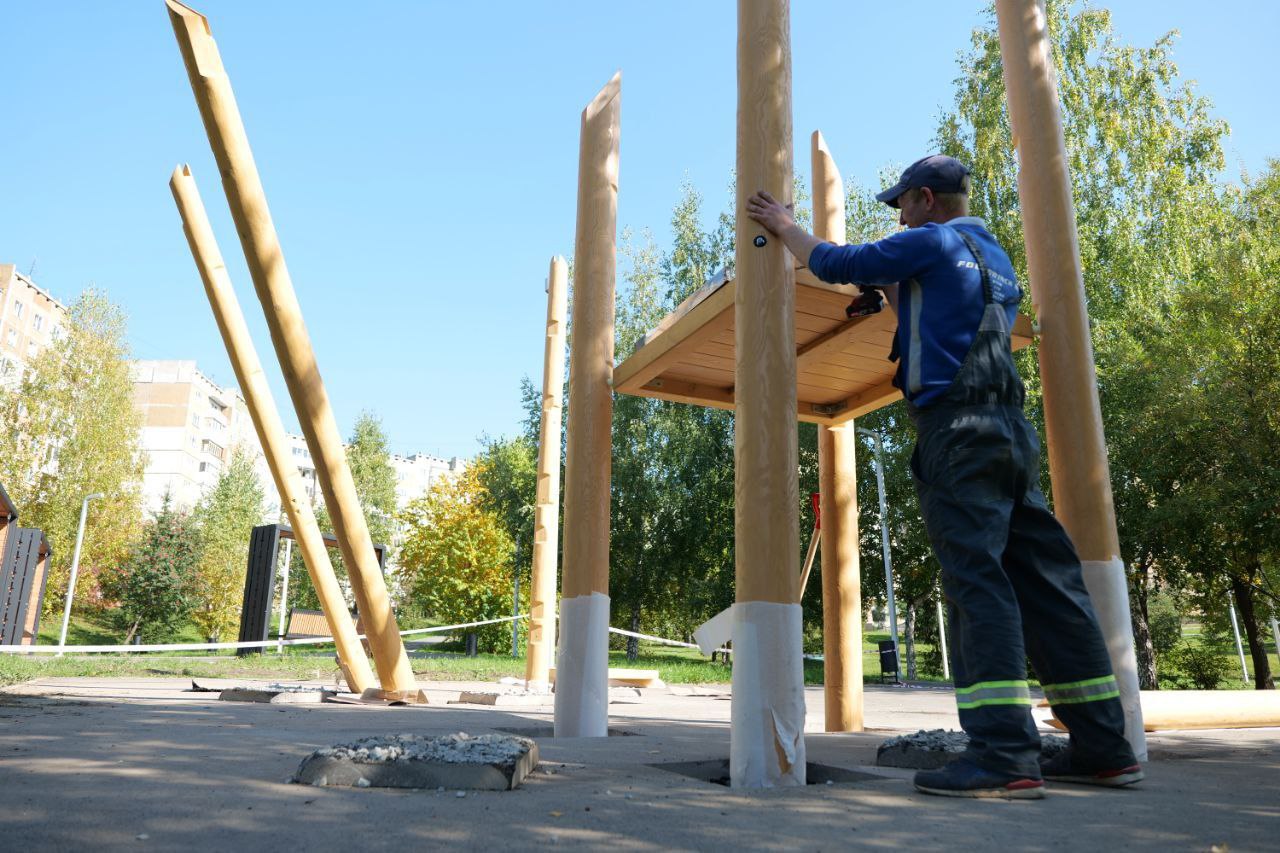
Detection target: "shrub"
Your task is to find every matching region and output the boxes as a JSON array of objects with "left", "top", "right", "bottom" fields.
[{"left": 1161, "top": 641, "right": 1231, "bottom": 690}]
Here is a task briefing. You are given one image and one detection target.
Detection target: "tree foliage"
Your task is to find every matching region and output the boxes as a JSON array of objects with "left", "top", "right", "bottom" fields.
[
  {"left": 102, "top": 495, "right": 201, "bottom": 643},
  {"left": 0, "top": 289, "right": 145, "bottom": 615},
  {"left": 399, "top": 467, "right": 516, "bottom": 652},
  {"left": 191, "top": 447, "right": 265, "bottom": 641}
]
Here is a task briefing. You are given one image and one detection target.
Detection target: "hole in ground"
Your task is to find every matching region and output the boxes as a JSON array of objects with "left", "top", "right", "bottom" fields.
[
  {"left": 494, "top": 726, "right": 641, "bottom": 738},
  {"left": 651, "top": 758, "right": 889, "bottom": 787}
]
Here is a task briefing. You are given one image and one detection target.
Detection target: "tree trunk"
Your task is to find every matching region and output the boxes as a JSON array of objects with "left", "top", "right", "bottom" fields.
[
  {"left": 123, "top": 619, "right": 141, "bottom": 646},
  {"left": 1129, "top": 564, "right": 1158, "bottom": 689},
  {"left": 904, "top": 603, "right": 917, "bottom": 681},
  {"left": 626, "top": 603, "right": 641, "bottom": 662},
  {"left": 1230, "top": 573, "right": 1275, "bottom": 690}
]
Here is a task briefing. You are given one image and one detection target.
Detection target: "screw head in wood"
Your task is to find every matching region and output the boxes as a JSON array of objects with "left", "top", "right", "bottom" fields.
[{"left": 753, "top": 235, "right": 767, "bottom": 248}]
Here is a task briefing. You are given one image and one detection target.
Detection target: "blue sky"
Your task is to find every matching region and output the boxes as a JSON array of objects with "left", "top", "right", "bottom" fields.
[{"left": 2, "top": 1, "right": 1273, "bottom": 458}]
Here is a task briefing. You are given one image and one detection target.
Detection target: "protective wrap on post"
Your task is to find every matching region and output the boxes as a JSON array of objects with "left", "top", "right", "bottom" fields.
[
  {"left": 730, "top": 602, "right": 806, "bottom": 788},
  {"left": 1081, "top": 557, "right": 1147, "bottom": 761},
  {"left": 553, "top": 592, "right": 610, "bottom": 738}
]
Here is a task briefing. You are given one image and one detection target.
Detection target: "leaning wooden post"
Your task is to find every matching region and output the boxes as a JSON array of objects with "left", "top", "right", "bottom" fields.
[
  {"left": 554, "top": 74, "right": 620, "bottom": 737},
  {"left": 166, "top": 0, "right": 419, "bottom": 699},
  {"left": 169, "top": 165, "right": 375, "bottom": 694},
  {"left": 995, "top": 0, "right": 1146, "bottom": 759},
  {"left": 732, "top": 0, "right": 806, "bottom": 787},
  {"left": 526, "top": 255, "right": 568, "bottom": 690},
  {"left": 812, "top": 131, "right": 863, "bottom": 733}
]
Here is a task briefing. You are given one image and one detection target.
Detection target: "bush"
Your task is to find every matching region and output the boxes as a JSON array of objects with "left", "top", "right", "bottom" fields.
[
  {"left": 1148, "top": 592, "right": 1183, "bottom": 658},
  {"left": 1160, "top": 641, "right": 1232, "bottom": 690}
]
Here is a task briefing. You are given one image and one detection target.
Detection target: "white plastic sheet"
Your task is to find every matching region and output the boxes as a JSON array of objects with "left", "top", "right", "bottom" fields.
[
  {"left": 730, "top": 601, "right": 807, "bottom": 788},
  {"left": 553, "top": 592, "right": 610, "bottom": 737},
  {"left": 1081, "top": 556, "right": 1149, "bottom": 761}
]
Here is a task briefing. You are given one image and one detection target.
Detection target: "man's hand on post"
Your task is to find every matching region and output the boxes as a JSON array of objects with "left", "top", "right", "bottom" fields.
[{"left": 745, "top": 190, "right": 823, "bottom": 267}]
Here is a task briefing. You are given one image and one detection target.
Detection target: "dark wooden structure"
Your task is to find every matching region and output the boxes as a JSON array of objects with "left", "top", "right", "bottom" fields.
[
  {"left": 0, "top": 483, "right": 52, "bottom": 646},
  {"left": 236, "top": 523, "right": 386, "bottom": 655}
]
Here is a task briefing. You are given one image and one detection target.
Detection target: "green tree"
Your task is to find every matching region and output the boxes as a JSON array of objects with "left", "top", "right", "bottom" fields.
[
  {"left": 102, "top": 494, "right": 201, "bottom": 643},
  {"left": 293, "top": 411, "right": 399, "bottom": 610},
  {"left": 0, "top": 289, "right": 145, "bottom": 616},
  {"left": 192, "top": 447, "right": 265, "bottom": 641},
  {"left": 399, "top": 467, "right": 516, "bottom": 652}
]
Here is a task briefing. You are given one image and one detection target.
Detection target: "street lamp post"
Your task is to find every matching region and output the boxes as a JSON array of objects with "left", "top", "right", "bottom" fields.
[
  {"left": 57, "top": 492, "right": 104, "bottom": 655},
  {"left": 512, "top": 536, "right": 521, "bottom": 659},
  {"left": 857, "top": 429, "right": 899, "bottom": 680}
]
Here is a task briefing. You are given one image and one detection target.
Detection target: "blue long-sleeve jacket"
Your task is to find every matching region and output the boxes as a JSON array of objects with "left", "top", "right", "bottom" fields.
[{"left": 806, "top": 216, "right": 1022, "bottom": 407}]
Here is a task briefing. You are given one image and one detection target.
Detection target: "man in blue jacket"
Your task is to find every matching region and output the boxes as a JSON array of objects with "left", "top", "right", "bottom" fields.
[{"left": 746, "top": 155, "right": 1141, "bottom": 799}]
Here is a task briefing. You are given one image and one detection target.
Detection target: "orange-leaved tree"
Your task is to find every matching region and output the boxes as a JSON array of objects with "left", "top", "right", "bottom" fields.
[{"left": 398, "top": 466, "right": 517, "bottom": 653}]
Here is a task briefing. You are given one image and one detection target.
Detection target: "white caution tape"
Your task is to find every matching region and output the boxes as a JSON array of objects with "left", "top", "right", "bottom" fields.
[
  {"left": 0, "top": 613, "right": 527, "bottom": 655},
  {"left": 608, "top": 624, "right": 823, "bottom": 660}
]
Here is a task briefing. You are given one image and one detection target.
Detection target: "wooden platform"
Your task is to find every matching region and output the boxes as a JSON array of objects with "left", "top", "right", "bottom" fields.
[{"left": 613, "top": 262, "right": 1036, "bottom": 425}]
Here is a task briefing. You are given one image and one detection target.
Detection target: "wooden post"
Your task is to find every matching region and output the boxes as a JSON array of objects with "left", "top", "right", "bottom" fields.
[
  {"left": 813, "top": 128, "right": 862, "bottom": 733},
  {"left": 166, "top": 0, "right": 419, "bottom": 700},
  {"left": 169, "top": 165, "right": 375, "bottom": 693},
  {"left": 731, "top": 0, "right": 805, "bottom": 787},
  {"left": 554, "top": 74, "right": 620, "bottom": 737},
  {"left": 526, "top": 255, "right": 568, "bottom": 689},
  {"left": 995, "top": 0, "right": 1146, "bottom": 758}
]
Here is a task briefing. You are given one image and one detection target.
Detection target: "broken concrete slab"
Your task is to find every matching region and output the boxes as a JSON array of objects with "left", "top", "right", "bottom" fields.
[
  {"left": 452, "top": 690, "right": 553, "bottom": 707},
  {"left": 876, "top": 728, "right": 1069, "bottom": 769},
  {"left": 219, "top": 685, "right": 334, "bottom": 705},
  {"left": 292, "top": 732, "right": 539, "bottom": 790}
]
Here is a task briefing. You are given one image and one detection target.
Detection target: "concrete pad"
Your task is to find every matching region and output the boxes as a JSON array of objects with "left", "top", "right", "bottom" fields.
[
  {"left": 876, "top": 729, "right": 1069, "bottom": 769},
  {"left": 0, "top": 676, "right": 1276, "bottom": 851},
  {"left": 293, "top": 732, "right": 538, "bottom": 790}
]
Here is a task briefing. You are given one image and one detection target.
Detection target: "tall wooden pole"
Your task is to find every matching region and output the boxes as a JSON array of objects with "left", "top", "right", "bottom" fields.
[
  {"left": 732, "top": 0, "right": 805, "bottom": 787},
  {"left": 526, "top": 255, "right": 568, "bottom": 689},
  {"left": 554, "top": 74, "right": 620, "bottom": 737},
  {"left": 812, "top": 131, "right": 863, "bottom": 733},
  {"left": 169, "top": 165, "right": 375, "bottom": 693},
  {"left": 166, "top": 0, "right": 419, "bottom": 699},
  {"left": 995, "top": 0, "right": 1146, "bottom": 759}
]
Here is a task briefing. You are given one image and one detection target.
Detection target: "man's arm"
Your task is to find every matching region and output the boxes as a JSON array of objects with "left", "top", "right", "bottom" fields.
[
  {"left": 744, "top": 190, "right": 823, "bottom": 266},
  {"left": 748, "top": 190, "right": 932, "bottom": 292}
]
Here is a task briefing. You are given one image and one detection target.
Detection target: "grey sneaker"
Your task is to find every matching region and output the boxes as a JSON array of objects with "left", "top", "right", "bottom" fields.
[{"left": 1040, "top": 749, "right": 1144, "bottom": 787}]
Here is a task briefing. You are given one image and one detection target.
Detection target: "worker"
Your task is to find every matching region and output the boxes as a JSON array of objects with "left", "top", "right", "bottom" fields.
[{"left": 746, "top": 154, "right": 1142, "bottom": 799}]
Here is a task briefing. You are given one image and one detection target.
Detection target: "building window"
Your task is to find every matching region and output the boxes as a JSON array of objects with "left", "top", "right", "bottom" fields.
[
  {"left": 26, "top": 343, "right": 38, "bottom": 359},
  {"left": 192, "top": 412, "right": 200, "bottom": 428},
  {"left": 5, "top": 329, "right": 15, "bottom": 347},
  {"left": 32, "top": 314, "right": 43, "bottom": 332},
  {"left": 201, "top": 439, "right": 225, "bottom": 461},
  {"left": 12, "top": 302, "right": 23, "bottom": 320}
]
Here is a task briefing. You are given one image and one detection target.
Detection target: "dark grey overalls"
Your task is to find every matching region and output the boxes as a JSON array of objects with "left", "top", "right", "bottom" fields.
[{"left": 908, "top": 230, "right": 1135, "bottom": 778}]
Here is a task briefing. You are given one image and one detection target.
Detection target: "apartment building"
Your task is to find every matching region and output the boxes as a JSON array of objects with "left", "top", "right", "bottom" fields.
[
  {"left": 0, "top": 264, "right": 69, "bottom": 389},
  {"left": 131, "top": 360, "right": 276, "bottom": 515},
  {"left": 391, "top": 452, "right": 464, "bottom": 507}
]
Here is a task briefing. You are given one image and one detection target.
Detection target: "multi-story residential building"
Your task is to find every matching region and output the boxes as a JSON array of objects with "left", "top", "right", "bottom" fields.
[
  {"left": 0, "top": 264, "right": 69, "bottom": 389},
  {"left": 391, "top": 452, "right": 464, "bottom": 507},
  {"left": 131, "top": 360, "right": 277, "bottom": 515}
]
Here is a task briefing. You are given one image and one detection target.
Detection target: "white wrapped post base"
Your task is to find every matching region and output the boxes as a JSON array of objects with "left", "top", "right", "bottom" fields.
[
  {"left": 730, "top": 602, "right": 807, "bottom": 788},
  {"left": 1080, "top": 557, "right": 1148, "bottom": 761},
  {"left": 554, "top": 592, "right": 610, "bottom": 737}
]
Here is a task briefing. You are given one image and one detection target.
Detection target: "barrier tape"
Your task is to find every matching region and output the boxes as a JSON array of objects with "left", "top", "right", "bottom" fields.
[
  {"left": 2, "top": 613, "right": 822, "bottom": 660},
  {"left": 0, "top": 613, "right": 528, "bottom": 655}
]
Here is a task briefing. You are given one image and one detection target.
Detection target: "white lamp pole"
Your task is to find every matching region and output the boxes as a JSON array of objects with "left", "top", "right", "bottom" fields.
[
  {"left": 57, "top": 492, "right": 104, "bottom": 655},
  {"left": 858, "top": 428, "right": 899, "bottom": 680},
  {"left": 1228, "top": 590, "right": 1249, "bottom": 684}
]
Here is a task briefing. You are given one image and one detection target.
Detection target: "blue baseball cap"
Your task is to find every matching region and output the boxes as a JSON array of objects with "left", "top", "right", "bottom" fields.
[{"left": 876, "top": 154, "right": 971, "bottom": 208}]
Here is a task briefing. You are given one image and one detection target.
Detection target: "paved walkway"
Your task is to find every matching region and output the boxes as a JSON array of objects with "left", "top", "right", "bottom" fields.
[{"left": 1, "top": 677, "right": 1275, "bottom": 850}]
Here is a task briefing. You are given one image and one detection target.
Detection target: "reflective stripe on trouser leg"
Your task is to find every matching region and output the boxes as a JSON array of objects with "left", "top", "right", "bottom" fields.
[
  {"left": 1042, "top": 675, "right": 1120, "bottom": 706},
  {"left": 955, "top": 679, "right": 1033, "bottom": 710}
]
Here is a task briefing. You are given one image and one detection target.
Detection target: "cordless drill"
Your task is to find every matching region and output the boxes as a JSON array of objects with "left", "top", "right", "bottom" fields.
[{"left": 845, "top": 286, "right": 883, "bottom": 318}]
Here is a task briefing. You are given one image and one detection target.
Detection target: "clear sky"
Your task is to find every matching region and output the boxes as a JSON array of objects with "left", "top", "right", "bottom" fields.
[{"left": 2, "top": 1, "right": 1273, "bottom": 459}]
